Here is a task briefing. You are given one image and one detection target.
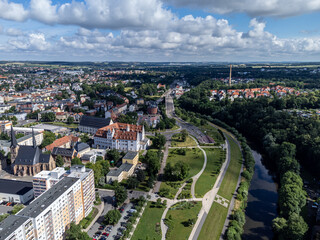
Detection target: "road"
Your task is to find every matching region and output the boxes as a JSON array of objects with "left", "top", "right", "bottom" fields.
[{"left": 165, "top": 90, "right": 212, "bottom": 144}]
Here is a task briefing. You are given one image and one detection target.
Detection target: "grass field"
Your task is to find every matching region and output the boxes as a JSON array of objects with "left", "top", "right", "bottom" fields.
[
  {"left": 159, "top": 148, "right": 204, "bottom": 198},
  {"left": 198, "top": 133, "right": 242, "bottom": 240},
  {"left": 217, "top": 135, "right": 242, "bottom": 200},
  {"left": 198, "top": 202, "right": 228, "bottom": 240},
  {"left": 195, "top": 148, "right": 226, "bottom": 197},
  {"left": 171, "top": 134, "right": 197, "bottom": 147},
  {"left": 199, "top": 123, "right": 225, "bottom": 145},
  {"left": 167, "top": 148, "right": 204, "bottom": 177},
  {"left": 166, "top": 201, "right": 202, "bottom": 240},
  {"left": 131, "top": 202, "right": 164, "bottom": 240}
]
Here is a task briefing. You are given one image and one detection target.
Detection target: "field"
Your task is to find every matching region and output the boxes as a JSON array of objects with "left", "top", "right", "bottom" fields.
[
  {"left": 171, "top": 134, "right": 197, "bottom": 147},
  {"left": 199, "top": 123, "right": 225, "bottom": 145},
  {"left": 195, "top": 148, "right": 226, "bottom": 197},
  {"left": 217, "top": 135, "right": 242, "bottom": 200},
  {"left": 198, "top": 134, "right": 242, "bottom": 240},
  {"left": 166, "top": 201, "right": 202, "bottom": 240},
  {"left": 198, "top": 202, "right": 228, "bottom": 240},
  {"left": 159, "top": 148, "right": 204, "bottom": 198},
  {"left": 131, "top": 202, "right": 164, "bottom": 240}
]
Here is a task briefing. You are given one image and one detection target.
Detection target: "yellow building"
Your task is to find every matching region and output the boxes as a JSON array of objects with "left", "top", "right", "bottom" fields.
[{"left": 122, "top": 151, "right": 139, "bottom": 165}]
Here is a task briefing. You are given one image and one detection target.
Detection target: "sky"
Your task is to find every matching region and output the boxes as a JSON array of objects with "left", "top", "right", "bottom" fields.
[{"left": 0, "top": 0, "right": 320, "bottom": 62}]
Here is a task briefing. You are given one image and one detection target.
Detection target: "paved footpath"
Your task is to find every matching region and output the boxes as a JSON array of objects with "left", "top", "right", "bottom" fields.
[{"left": 188, "top": 133, "right": 230, "bottom": 240}]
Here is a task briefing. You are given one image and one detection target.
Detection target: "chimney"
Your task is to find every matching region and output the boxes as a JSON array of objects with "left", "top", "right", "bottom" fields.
[{"left": 229, "top": 64, "right": 232, "bottom": 87}]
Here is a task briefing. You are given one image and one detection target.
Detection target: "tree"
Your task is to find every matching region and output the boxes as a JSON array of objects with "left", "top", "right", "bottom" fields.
[
  {"left": 104, "top": 209, "right": 121, "bottom": 225},
  {"left": 56, "top": 155, "right": 64, "bottom": 167},
  {"left": 127, "top": 176, "right": 139, "bottom": 189},
  {"left": 107, "top": 149, "right": 121, "bottom": 163},
  {"left": 272, "top": 217, "right": 287, "bottom": 234},
  {"left": 65, "top": 223, "right": 90, "bottom": 240},
  {"left": 181, "top": 129, "right": 188, "bottom": 142},
  {"left": 114, "top": 185, "right": 127, "bottom": 207},
  {"left": 40, "top": 131, "right": 56, "bottom": 148},
  {"left": 67, "top": 116, "right": 74, "bottom": 125},
  {"left": 136, "top": 169, "right": 146, "bottom": 182},
  {"left": 11, "top": 204, "right": 24, "bottom": 214},
  {"left": 145, "top": 151, "right": 161, "bottom": 177},
  {"left": 71, "top": 157, "right": 82, "bottom": 165},
  {"left": 41, "top": 112, "right": 56, "bottom": 122},
  {"left": 152, "top": 133, "right": 166, "bottom": 149},
  {"left": 164, "top": 161, "right": 189, "bottom": 181},
  {"left": 284, "top": 213, "right": 308, "bottom": 240},
  {"left": 80, "top": 133, "right": 90, "bottom": 143}
]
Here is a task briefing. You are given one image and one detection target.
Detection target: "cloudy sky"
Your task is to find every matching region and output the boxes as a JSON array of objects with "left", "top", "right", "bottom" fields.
[{"left": 0, "top": 0, "right": 320, "bottom": 62}]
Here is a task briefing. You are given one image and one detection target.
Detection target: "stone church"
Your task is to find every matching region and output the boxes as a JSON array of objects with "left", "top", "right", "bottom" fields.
[{"left": 10, "top": 127, "right": 56, "bottom": 176}]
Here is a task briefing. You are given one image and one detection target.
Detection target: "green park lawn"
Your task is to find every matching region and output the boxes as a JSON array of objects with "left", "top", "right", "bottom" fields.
[
  {"left": 159, "top": 148, "right": 204, "bottom": 198},
  {"left": 198, "top": 133, "right": 242, "bottom": 240},
  {"left": 217, "top": 135, "right": 242, "bottom": 200},
  {"left": 171, "top": 134, "right": 197, "bottom": 147},
  {"left": 131, "top": 202, "right": 164, "bottom": 240},
  {"left": 166, "top": 201, "right": 202, "bottom": 240},
  {"left": 199, "top": 123, "right": 225, "bottom": 145},
  {"left": 198, "top": 202, "right": 228, "bottom": 240},
  {"left": 195, "top": 148, "right": 226, "bottom": 197}
]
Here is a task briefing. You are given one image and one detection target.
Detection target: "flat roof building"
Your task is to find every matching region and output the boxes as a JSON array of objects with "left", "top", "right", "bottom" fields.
[{"left": 0, "top": 179, "right": 34, "bottom": 204}]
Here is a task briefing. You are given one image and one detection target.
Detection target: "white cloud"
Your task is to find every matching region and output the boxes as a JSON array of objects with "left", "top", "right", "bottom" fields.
[
  {"left": 30, "top": 0, "right": 58, "bottom": 24},
  {"left": 0, "top": 0, "right": 28, "bottom": 21},
  {"left": 164, "top": 0, "right": 320, "bottom": 17},
  {"left": 6, "top": 28, "right": 24, "bottom": 36},
  {"left": 9, "top": 33, "right": 50, "bottom": 51}
]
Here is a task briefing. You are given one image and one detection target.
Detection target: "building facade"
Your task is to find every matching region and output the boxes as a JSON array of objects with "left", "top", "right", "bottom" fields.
[
  {"left": 93, "top": 123, "right": 149, "bottom": 151},
  {"left": 0, "top": 176, "right": 94, "bottom": 240}
]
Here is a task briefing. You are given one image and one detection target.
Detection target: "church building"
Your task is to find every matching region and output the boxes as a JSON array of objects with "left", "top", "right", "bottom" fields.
[{"left": 10, "top": 126, "right": 56, "bottom": 176}]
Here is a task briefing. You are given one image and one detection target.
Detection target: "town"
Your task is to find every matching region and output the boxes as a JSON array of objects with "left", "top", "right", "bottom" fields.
[{"left": 0, "top": 62, "right": 319, "bottom": 240}]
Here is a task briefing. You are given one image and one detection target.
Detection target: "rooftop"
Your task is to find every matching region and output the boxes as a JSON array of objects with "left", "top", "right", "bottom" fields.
[
  {"left": 0, "top": 215, "right": 30, "bottom": 240},
  {"left": 123, "top": 151, "right": 138, "bottom": 160},
  {"left": 19, "top": 177, "right": 79, "bottom": 218},
  {"left": 79, "top": 116, "right": 112, "bottom": 129},
  {"left": 107, "top": 163, "right": 134, "bottom": 177},
  {"left": 0, "top": 179, "right": 33, "bottom": 195}
]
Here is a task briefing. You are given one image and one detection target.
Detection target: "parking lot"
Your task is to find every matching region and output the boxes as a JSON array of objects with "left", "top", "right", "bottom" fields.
[
  {"left": 89, "top": 202, "right": 133, "bottom": 240},
  {"left": 0, "top": 205, "right": 13, "bottom": 215}
]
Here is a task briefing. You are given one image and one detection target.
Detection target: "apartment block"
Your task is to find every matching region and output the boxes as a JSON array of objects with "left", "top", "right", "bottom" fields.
[
  {"left": 32, "top": 167, "right": 66, "bottom": 198},
  {"left": 0, "top": 176, "right": 93, "bottom": 240},
  {"left": 67, "top": 165, "right": 95, "bottom": 217}
]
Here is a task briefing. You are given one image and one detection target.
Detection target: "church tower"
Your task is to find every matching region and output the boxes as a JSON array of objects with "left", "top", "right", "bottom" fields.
[{"left": 10, "top": 126, "right": 19, "bottom": 164}]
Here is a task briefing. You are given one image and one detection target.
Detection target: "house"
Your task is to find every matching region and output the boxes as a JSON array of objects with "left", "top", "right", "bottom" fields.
[
  {"left": 157, "top": 83, "right": 166, "bottom": 89},
  {"left": 136, "top": 98, "right": 144, "bottom": 105},
  {"left": 79, "top": 115, "right": 113, "bottom": 135},
  {"left": 137, "top": 115, "right": 161, "bottom": 128},
  {"left": 93, "top": 122, "right": 149, "bottom": 151},
  {"left": 51, "top": 142, "right": 91, "bottom": 166},
  {"left": 45, "top": 135, "right": 79, "bottom": 152}
]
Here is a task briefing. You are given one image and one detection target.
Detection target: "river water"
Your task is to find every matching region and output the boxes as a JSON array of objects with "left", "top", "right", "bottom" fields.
[{"left": 242, "top": 150, "right": 278, "bottom": 240}]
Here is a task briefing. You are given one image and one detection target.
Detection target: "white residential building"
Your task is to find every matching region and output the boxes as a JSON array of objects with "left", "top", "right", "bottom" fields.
[{"left": 93, "top": 122, "right": 149, "bottom": 151}]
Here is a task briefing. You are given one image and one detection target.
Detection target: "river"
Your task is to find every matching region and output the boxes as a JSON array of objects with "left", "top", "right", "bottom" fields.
[{"left": 242, "top": 150, "right": 278, "bottom": 240}]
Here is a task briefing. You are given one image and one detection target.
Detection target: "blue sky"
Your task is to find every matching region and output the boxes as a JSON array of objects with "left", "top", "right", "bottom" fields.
[{"left": 0, "top": 0, "right": 320, "bottom": 62}]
